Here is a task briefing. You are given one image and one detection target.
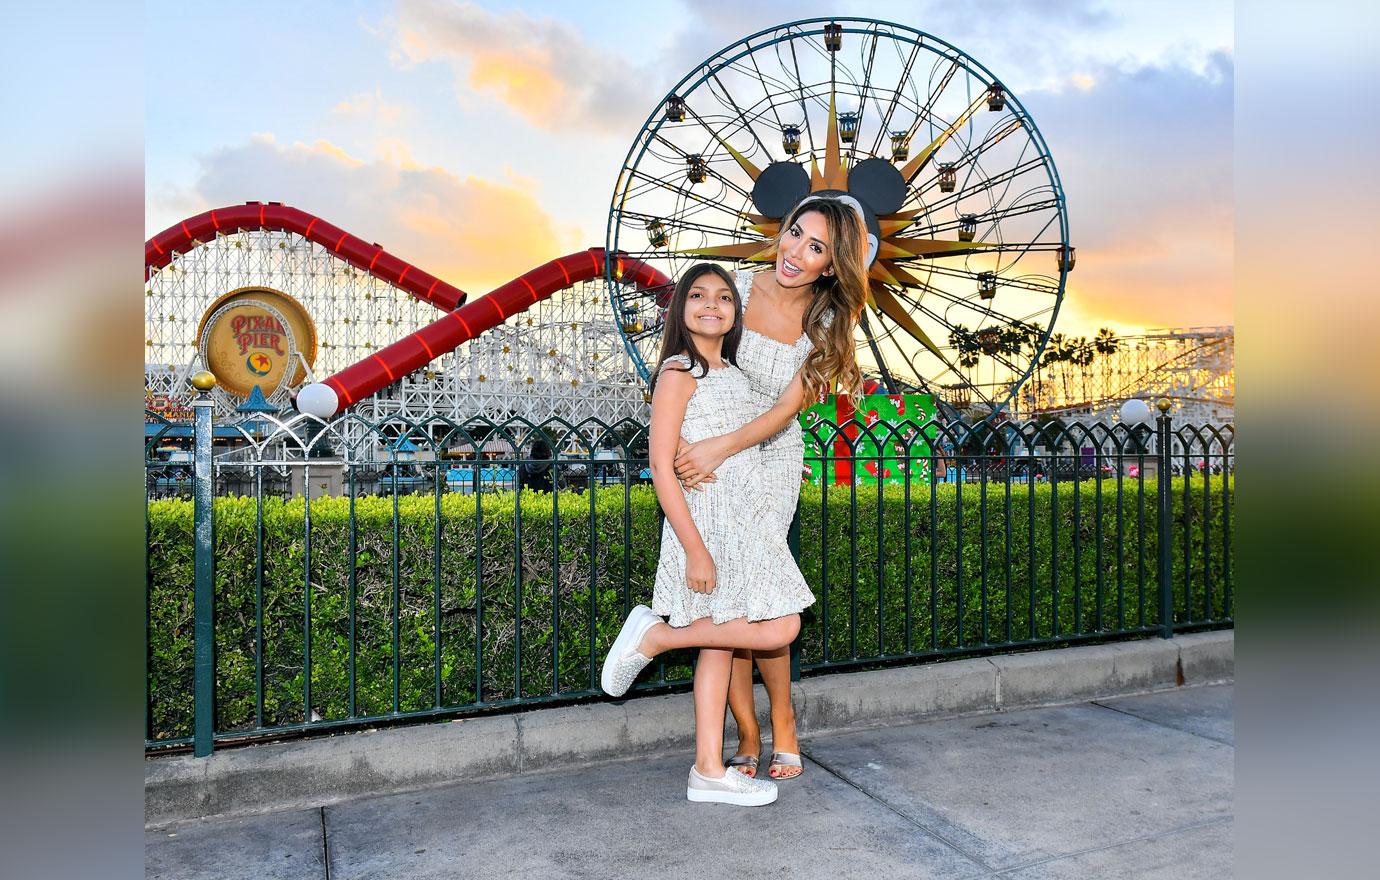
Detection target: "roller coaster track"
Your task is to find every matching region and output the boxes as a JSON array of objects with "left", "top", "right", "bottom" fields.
[{"left": 146, "top": 202, "right": 672, "bottom": 413}]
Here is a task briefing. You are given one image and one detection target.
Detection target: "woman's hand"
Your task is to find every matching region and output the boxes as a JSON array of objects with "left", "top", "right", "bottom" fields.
[
  {"left": 675, "top": 435, "right": 732, "bottom": 490},
  {"left": 686, "top": 549, "right": 717, "bottom": 593}
]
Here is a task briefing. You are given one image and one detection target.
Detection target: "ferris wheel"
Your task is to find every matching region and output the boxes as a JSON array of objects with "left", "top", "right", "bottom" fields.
[{"left": 606, "top": 17, "right": 1072, "bottom": 412}]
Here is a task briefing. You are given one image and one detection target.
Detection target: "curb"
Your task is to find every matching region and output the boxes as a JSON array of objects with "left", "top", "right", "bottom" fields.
[{"left": 145, "top": 629, "right": 1233, "bottom": 828}]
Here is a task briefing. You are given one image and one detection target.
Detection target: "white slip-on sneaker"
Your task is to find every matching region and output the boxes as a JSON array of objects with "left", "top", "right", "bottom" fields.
[
  {"left": 686, "top": 765, "right": 778, "bottom": 806},
  {"left": 600, "top": 605, "right": 660, "bottom": 697}
]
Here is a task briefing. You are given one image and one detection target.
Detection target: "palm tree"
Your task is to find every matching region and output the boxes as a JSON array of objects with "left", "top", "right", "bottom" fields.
[
  {"left": 1094, "top": 327, "right": 1120, "bottom": 355},
  {"left": 1044, "top": 332, "right": 1072, "bottom": 401},
  {"left": 995, "top": 325, "right": 1025, "bottom": 401},
  {"left": 1022, "top": 321, "right": 1046, "bottom": 407},
  {"left": 1072, "top": 337, "right": 1097, "bottom": 401},
  {"left": 949, "top": 324, "right": 981, "bottom": 384},
  {"left": 1094, "top": 327, "right": 1120, "bottom": 398},
  {"left": 948, "top": 323, "right": 970, "bottom": 353}
]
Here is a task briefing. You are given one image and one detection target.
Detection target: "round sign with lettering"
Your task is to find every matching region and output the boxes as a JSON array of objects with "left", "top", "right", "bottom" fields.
[{"left": 196, "top": 287, "right": 317, "bottom": 398}]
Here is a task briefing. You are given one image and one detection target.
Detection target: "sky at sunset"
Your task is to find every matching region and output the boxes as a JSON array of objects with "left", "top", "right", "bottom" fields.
[{"left": 145, "top": 0, "right": 1234, "bottom": 341}]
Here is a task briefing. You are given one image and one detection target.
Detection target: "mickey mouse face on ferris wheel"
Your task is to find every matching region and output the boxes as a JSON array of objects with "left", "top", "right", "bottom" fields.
[{"left": 749, "top": 157, "right": 908, "bottom": 267}]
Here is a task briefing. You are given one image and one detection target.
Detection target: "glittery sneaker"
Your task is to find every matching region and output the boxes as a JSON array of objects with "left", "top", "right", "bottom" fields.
[
  {"left": 600, "top": 605, "right": 660, "bottom": 697},
  {"left": 686, "top": 765, "right": 778, "bottom": 806}
]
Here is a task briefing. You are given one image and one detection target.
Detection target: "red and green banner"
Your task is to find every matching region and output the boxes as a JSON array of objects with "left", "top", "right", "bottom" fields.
[{"left": 799, "top": 392, "right": 939, "bottom": 486}]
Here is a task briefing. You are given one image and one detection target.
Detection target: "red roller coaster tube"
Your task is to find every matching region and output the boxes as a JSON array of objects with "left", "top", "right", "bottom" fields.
[
  {"left": 145, "top": 201, "right": 469, "bottom": 310},
  {"left": 321, "top": 248, "right": 669, "bottom": 411},
  {"left": 145, "top": 205, "right": 671, "bottom": 415}
]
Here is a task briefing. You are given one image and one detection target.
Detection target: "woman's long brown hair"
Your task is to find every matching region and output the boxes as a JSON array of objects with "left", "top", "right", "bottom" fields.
[
  {"left": 759, "top": 199, "right": 867, "bottom": 405},
  {"left": 647, "top": 262, "right": 742, "bottom": 396}
]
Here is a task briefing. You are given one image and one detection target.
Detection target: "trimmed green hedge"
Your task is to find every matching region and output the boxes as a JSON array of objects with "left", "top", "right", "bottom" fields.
[{"left": 146, "top": 476, "right": 1232, "bottom": 741}]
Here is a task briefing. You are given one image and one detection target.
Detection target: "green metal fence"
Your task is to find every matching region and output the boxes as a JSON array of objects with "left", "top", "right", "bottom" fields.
[{"left": 145, "top": 394, "right": 1233, "bottom": 756}]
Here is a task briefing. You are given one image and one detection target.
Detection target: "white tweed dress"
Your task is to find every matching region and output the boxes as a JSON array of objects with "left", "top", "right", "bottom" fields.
[
  {"left": 732, "top": 269, "right": 831, "bottom": 534},
  {"left": 650, "top": 354, "right": 814, "bottom": 627}
]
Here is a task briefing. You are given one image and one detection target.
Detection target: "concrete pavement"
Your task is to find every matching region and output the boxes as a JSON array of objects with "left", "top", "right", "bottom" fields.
[
  {"left": 145, "top": 631, "right": 1233, "bottom": 827},
  {"left": 146, "top": 683, "right": 1234, "bottom": 879}
]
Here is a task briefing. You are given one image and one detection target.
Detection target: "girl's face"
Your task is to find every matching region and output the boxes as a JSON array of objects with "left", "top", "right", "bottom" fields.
[
  {"left": 775, "top": 208, "right": 834, "bottom": 288},
  {"left": 682, "top": 271, "right": 736, "bottom": 339}
]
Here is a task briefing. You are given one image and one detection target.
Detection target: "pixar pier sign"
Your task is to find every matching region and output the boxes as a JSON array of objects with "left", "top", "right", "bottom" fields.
[
  {"left": 230, "top": 314, "right": 290, "bottom": 357},
  {"left": 196, "top": 287, "right": 318, "bottom": 399}
]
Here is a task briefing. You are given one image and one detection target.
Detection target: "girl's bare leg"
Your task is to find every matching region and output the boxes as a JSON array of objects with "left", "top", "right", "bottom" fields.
[
  {"left": 726, "top": 650, "right": 761, "bottom": 767},
  {"left": 638, "top": 614, "right": 800, "bottom": 657},
  {"left": 693, "top": 647, "right": 734, "bottom": 776}
]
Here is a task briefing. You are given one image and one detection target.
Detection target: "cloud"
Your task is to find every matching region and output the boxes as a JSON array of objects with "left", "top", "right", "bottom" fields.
[
  {"left": 332, "top": 87, "right": 409, "bottom": 125},
  {"left": 640, "top": 5, "right": 1232, "bottom": 333},
  {"left": 149, "top": 134, "right": 580, "bottom": 293},
  {"left": 1020, "top": 51, "right": 1234, "bottom": 332},
  {"left": 391, "top": 0, "right": 655, "bottom": 135},
  {"left": 657, "top": 1, "right": 1225, "bottom": 96}
]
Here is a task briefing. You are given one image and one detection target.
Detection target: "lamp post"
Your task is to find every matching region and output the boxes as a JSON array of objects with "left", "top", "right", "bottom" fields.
[
  {"left": 1119, "top": 397, "right": 1153, "bottom": 475},
  {"left": 189, "top": 370, "right": 216, "bottom": 757},
  {"left": 1155, "top": 398, "right": 1174, "bottom": 638},
  {"left": 294, "top": 382, "right": 342, "bottom": 496}
]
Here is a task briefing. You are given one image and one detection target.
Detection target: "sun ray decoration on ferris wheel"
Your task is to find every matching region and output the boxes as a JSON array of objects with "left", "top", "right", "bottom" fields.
[{"left": 606, "top": 18, "right": 1072, "bottom": 413}]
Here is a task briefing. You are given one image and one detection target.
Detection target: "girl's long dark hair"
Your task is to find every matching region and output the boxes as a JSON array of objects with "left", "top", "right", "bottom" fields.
[{"left": 648, "top": 262, "right": 742, "bottom": 396}]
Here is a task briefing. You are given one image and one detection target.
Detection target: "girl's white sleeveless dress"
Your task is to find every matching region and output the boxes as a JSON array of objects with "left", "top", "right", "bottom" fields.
[{"left": 650, "top": 354, "right": 814, "bottom": 627}]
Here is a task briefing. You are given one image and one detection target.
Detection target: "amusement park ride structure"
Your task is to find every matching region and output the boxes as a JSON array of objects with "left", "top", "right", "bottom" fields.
[
  {"left": 145, "top": 18, "right": 1231, "bottom": 452},
  {"left": 1017, "top": 326, "right": 1234, "bottom": 425},
  {"left": 145, "top": 222, "right": 660, "bottom": 427},
  {"left": 605, "top": 18, "right": 1073, "bottom": 413}
]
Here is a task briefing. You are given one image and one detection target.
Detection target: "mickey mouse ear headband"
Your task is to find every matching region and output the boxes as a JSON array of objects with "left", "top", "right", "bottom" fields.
[{"left": 749, "top": 156, "right": 907, "bottom": 268}]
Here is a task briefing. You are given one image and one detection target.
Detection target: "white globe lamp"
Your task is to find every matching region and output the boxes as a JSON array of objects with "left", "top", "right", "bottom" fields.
[
  {"left": 1119, "top": 398, "right": 1152, "bottom": 426},
  {"left": 296, "top": 383, "right": 339, "bottom": 419}
]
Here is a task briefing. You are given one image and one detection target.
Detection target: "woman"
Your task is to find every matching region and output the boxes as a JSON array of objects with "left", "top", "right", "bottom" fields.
[{"left": 674, "top": 194, "right": 870, "bottom": 779}]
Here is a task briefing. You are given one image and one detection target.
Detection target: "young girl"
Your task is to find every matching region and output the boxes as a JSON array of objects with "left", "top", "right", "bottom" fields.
[{"left": 600, "top": 263, "right": 812, "bottom": 807}]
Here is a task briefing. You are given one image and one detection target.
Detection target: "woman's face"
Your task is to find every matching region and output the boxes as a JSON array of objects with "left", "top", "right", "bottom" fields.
[
  {"left": 682, "top": 272, "right": 736, "bottom": 338},
  {"left": 775, "top": 208, "right": 834, "bottom": 289}
]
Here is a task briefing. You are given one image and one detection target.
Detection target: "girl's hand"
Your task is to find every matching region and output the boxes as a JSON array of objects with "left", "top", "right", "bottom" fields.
[
  {"left": 675, "top": 436, "right": 730, "bottom": 490},
  {"left": 686, "top": 549, "right": 717, "bottom": 593}
]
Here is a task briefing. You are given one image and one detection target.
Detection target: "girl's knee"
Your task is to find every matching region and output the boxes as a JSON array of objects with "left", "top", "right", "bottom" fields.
[{"left": 767, "top": 614, "right": 800, "bottom": 649}]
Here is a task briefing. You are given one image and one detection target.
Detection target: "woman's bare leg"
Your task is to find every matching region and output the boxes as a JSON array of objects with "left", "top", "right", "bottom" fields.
[
  {"left": 638, "top": 614, "right": 800, "bottom": 657},
  {"left": 753, "top": 647, "right": 802, "bottom": 777},
  {"left": 726, "top": 650, "right": 760, "bottom": 771},
  {"left": 693, "top": 647, "right": 735, "bottom": 777}
]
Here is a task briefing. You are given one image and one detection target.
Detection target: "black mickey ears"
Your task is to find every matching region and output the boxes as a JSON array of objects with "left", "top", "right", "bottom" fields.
[
  {"left": 749, "top": 155, "right": 908, "bottom": 267},
  {"left": 847, "top": 158, "right": 906, "bottom": 216},
  {"left": 750, "top": 162, "right": 811, "bottom": 219}
]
